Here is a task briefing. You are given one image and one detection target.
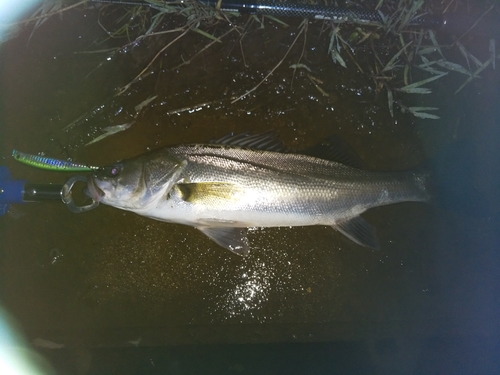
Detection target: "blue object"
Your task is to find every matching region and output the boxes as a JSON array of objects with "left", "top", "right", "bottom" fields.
[
  {"left": 0, "top": 166, "right": 26, "bottom": 216},
  {"left": 0, "top": 204, "right": 8, "bottom": 216}
]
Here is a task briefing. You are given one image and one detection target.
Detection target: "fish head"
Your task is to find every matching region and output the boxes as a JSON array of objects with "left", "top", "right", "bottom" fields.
[
  {"left": 86, "top": 151, "right": 186, "bottom": 210},
  {"left": 86, "top": 160, "right": 143, "bottom": 209}
]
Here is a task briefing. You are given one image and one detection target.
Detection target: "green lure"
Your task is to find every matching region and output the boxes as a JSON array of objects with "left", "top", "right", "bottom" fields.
[{"left": 12, "top": 150, "right": 99, "bottom": 172}]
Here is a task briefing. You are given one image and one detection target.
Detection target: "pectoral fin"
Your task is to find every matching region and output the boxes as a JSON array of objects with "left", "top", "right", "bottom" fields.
[
  {"left": 198, "top": 227, "right": 250, "bottom": 256},
  {"left": 176, "top": 182, "right": 243, "bottom": 204},
  {"left": 333, "top": 216, "right": 379, "bottom": 249}
]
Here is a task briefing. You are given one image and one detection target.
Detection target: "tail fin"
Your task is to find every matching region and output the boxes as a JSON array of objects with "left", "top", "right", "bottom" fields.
[{"left": 410, "top": 168, "right": 432, "bottom": 203}]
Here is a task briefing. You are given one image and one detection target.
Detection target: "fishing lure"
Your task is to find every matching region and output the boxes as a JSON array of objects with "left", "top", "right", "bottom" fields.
[{"left": 12, "top": 150, "right": 99, "bottom": 172}]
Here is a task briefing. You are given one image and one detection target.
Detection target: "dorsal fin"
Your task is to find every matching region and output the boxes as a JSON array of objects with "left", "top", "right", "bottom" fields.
[
  {"left": 210, "top": 132, "right": 364, "bottom": 168},
  {"left": 302, "top": 136, "right": 364, "bottom": 169},
  {"left": 210, "top": 131, "right": 287, "bottom": 152}
]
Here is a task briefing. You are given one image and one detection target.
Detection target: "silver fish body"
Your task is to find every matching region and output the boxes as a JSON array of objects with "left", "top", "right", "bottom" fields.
[{"left": 87, "top": 136, "right": 429, "bottom": 254}]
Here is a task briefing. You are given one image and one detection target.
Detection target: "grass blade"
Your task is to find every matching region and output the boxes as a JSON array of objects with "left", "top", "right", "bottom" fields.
[
  {"left": 398, "top": 72, "right": 447, "bottom": 92},
  {"left": 436, "top": 60, "right": 471, "bottom": 76},
  {"left": 455, "top": 57, "right": 492, "bottom": 94},
  {"left": 387, "top": 87, "right": 394, "bottom": 117},
  {"left": 191, "top": 27, "right": 221, "bottom": 42},
  {"left": 382, "top": 40, "right": 412, "bottom": 72},
  {"left": 86, "top": 122, "right": 134, "bottom": 146},
  {"left": 408, "top": 107, "right": 440, "bottom": 119},
  {"left": 263, "top": 15, "right": 289, "bottom": 27},
  {"left": 397, "top": 87, "right": 432, "bottom": 94},
  {"left": 490, "top": 39, "right": 495, "bottom": 70},
  {"left": 289, "top": 64, "right": 311, "bottom": 72}
]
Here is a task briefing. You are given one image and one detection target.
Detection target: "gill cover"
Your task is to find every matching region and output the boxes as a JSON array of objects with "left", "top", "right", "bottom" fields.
[{"left": 96, "top": 150, "right": 188, "bottom": 209}]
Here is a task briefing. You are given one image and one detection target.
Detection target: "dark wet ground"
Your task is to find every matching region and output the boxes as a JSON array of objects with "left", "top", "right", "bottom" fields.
[{"left": 1, "top": 4, "right": 499, "bottom": 375}]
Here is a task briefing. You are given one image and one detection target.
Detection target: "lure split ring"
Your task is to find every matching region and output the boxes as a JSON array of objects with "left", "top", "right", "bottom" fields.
[{"left": 62, "top": 175, "right": 99, "bottom": 213}]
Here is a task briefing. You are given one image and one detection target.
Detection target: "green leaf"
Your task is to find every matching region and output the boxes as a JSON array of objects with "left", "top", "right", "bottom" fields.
[
  {"left": 417, "top": 46, "right": 439, "bottom": 55},
  {"left": 417, "top": 59, "right": 445, "bottom": 75},
  {"left": 408, "top": 106, "right": 439, "bottom": 111},
  {"left": 408, "top": 107, "right": 439, "bottom": 119},
  {"left": 382, "top": 40, "right": 412, "bottom": 72},
  {"left": 397, "top": 87, "right": 432, "bottom": 94},
  {"left": 289, "top": 64, "right": 312, "bottom": 72},
  {"left": 411, "top": 112, "right": 440, "bottom": 119},
  {"left": 490, "top": 39, "right": 495, "bottom": 70},
  {"left": 387, "top": 88, "right": 394, "bottom": 117},
  {"left": 86, "top": 123, "right": 134, "bottom": 146},
  {"left": 436, "top": 60, "right": 471, "bottom": 75},
  {"left": 331, "top": 49, "right": 347, "bottom": 68},
  {"left": 398, "top": 72, "right": 447, "bottom": 94},
  {"left": 251, "top": 14, "right": 265, "bottom": 29},
  {"left": 191, "top": 27, "right": 221, "bottom": 42},
  {"left": 455, "top": 57, "right": 492, "bottom": 94},
  {"left": 427, "top": 30, "right": 444, "bottom": 58},
  {"left": 135, "top": 95, "right": 158, "bottom": 114},
  {"left": 456, "top": 40, "right": 483, "bottom": 69},
  {"left": 263, "top": 15, "right": 288, "bottom": 27}
]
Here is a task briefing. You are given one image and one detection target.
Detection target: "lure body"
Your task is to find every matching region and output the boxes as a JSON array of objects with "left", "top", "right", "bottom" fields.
[{"left": 12, "top": 150, "right": 98, "bottom": 172}]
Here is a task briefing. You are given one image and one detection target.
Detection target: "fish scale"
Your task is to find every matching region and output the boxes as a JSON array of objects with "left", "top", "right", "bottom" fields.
[{"left": 169, "top": 146, "right": 423, "bottom": 213}]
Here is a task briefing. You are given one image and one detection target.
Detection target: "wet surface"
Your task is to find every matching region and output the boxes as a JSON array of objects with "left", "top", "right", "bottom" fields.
[{"left": 0, "top": 4, "right": 499, "bottom": 370}]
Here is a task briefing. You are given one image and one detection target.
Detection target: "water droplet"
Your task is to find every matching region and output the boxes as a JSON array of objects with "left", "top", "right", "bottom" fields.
[{"left": 49, "top": 248, "right": 64, "bottom": 265}]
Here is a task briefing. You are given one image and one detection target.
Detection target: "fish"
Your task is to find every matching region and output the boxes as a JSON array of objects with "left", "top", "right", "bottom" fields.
[{"left": 85, "top": 132, "right": 430, "bottom": 255}]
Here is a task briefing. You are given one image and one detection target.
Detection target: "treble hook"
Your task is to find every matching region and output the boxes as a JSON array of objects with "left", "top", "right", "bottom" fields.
[{"left": 62, "top": 176, "right": 99, "bottom": 213}]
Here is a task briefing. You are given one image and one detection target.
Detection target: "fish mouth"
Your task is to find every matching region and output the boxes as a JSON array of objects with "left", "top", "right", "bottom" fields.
[{"left": 85, "top": 175, "right": 105, "bottom": 202}]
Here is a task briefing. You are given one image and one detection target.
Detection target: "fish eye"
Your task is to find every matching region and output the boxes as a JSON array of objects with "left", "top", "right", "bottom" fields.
[
  {"left": 101, "top": 163, "right": 122, "bottom": 178},
  {"left": 110, "top": 165, "right": 121, "bottom": 176}
]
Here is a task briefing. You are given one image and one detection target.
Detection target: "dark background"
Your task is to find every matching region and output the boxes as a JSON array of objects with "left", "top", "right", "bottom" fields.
[{"left": 1, "top": 2, "right": 499, "bottom": 374}]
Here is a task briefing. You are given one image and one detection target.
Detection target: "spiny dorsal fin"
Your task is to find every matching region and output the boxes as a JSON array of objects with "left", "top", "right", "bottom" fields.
[
  {"left": 211, "top": 131, "right": 287, "bottom": 152},
  {"left": 211, "top": 132, "right": 364, "bottom": 168}
]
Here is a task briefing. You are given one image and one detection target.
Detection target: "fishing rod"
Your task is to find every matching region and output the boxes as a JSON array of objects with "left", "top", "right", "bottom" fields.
[
  {"left": 0, "top": 151, "right": 104, "bottom": 216},
  {"left": 0, "top": 166, "right": 98, "bottom": 216},
  {"left": 0, "top": 166, "right": 63, "bottom": 216},
  {"left": 90, "top": 0, "right": 500, "bottom": 37}
]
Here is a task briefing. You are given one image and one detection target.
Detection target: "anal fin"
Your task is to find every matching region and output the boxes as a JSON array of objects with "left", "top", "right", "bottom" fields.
[
  {"left": 198, "top": 227, "right": 250, "bottom": 256},
  {"left": 333, "top": 216, "right": 380, "bottom": 249}
]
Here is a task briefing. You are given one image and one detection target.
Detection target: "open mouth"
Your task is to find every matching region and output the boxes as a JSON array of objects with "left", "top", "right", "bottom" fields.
[{"left": 85, "top": 175, "right": 105, "bottom": 202}]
